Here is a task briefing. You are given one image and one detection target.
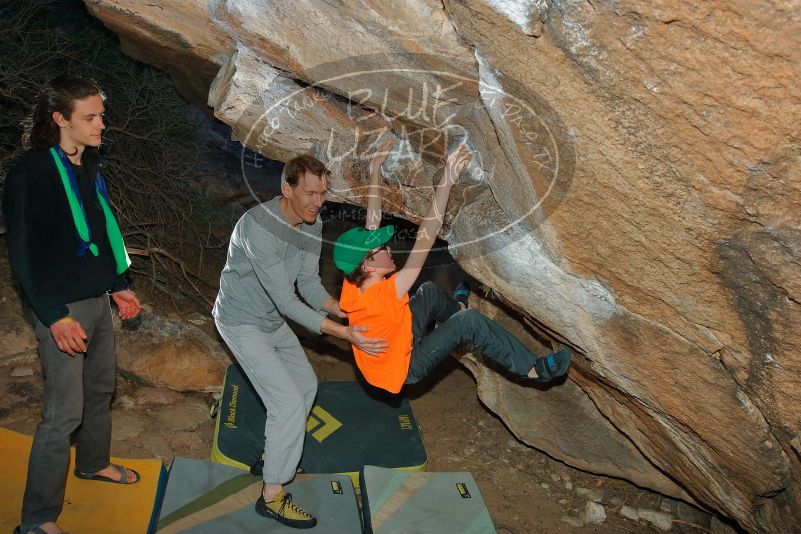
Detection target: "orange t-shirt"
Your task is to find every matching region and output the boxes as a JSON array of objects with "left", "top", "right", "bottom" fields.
[{"left": 340, "top": 274, "right": 413, "bottom": 393}]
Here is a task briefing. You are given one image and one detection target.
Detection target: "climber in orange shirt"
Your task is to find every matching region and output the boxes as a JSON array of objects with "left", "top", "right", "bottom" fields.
[{"left": 334, "top": 139, "right": 572, "bottom": 394}]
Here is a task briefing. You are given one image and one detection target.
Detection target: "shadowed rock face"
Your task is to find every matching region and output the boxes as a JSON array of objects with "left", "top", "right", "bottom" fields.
[{"left": 84, "top": 0, "right": 801, "bottom": 530}]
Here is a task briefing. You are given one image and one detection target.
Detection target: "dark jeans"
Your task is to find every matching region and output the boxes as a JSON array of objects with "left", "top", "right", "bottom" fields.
[
  {"left": 405, "top": 282, "right": 536, "bottom": 384},
  {"left": 23, "top": 295, "right": 116, "bottom": 525}
]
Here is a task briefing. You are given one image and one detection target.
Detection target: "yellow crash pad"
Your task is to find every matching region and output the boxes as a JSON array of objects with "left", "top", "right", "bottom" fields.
[{"left": 0, "top": 427, "right": 165, "bottom": 533}]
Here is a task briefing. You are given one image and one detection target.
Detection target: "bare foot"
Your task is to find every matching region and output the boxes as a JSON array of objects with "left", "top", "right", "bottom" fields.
[{"left": 27, "top": 522, "right": 65, "bottom": 534}]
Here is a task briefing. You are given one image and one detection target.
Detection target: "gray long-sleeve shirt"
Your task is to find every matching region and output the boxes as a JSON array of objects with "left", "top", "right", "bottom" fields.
[{"left": 212, "top": 196, "right": 331, "bottom": 333}]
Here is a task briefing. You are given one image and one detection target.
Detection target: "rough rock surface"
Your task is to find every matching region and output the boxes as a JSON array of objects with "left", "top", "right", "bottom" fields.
[
  {"left": 83, "top": 0, "right": 234, "bottom": 105},
  {"left": 0, "top": 256, "right": 36, "bottom": 363},
  {"left": 0, "top": 294, "right": 231, "bottom": 394},
  {"left": 459, "top": 296, "right": 692, "bottom": 501},
  {"left": 84, "top": 1, "right": 801, "bottom": 531},
  {"left": 114, "top": 313, "right": 231, "bottom": 392}
]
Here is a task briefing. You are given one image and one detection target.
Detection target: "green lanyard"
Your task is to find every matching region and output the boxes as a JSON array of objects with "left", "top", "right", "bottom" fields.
[{"left": 50, "top": 146, "right": 131, "bottom": 275}]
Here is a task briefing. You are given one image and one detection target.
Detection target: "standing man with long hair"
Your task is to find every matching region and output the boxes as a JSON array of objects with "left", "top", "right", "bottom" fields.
[{"left": 2, "top": 74, "right": 141, "bottom": 534}]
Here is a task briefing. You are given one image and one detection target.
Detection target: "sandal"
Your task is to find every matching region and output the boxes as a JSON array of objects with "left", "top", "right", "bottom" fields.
[
  {"left": 14, "top": 524, "right": 70, "bottom": 534},
  {"left": 74, "top": 463, "right": 140, "bottom": 484}
]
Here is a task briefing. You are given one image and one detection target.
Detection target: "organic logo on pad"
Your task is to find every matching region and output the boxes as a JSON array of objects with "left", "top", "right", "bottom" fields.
[{"left": 306, "top": 406, "right": 342, "bottom": 442}]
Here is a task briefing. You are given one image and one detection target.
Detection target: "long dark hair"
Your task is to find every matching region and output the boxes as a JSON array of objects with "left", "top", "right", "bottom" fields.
[{"left": 22, "top": 74, "right": 105, "bottom": 150}]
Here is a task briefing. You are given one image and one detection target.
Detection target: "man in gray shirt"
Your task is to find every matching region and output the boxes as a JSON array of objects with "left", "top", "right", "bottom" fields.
[{"left": 213, "top": 155, "right": 386, "bottom": 529}]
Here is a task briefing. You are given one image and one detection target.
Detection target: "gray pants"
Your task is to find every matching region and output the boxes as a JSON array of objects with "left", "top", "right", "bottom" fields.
[
  {"left": 215, "top": 320, "right": 317, "bottom": 485},
  {"left": 23, "top": 295, "right": 116, "bottom": 525},
  {"left": 405, "top": 282, "right": 536, "bottom": 384}
]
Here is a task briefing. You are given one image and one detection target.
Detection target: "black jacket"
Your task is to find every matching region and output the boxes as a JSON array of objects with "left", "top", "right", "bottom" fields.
[{"left": 2, "top": 147, "right": 127, "bottom": 326}]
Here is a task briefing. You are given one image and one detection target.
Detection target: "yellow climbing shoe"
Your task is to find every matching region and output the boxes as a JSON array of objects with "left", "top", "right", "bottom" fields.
[{"left": 255, "top": 491, "right": 317, "bottom": 529}]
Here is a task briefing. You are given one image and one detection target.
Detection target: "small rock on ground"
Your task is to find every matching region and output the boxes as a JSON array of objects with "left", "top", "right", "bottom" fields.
[
  {"left": 114, "top": 394, "right": 136, "bottom": 410},
  {"left": 11, "top": 366, "right": 33, "bottom": 377},
  {"left": 184, "top": 312, "right": 209, "bottom": 326},
  {"left": 582, "top": 500, "right": 606, "bottom": 524},
  {"left": 561, "top": 516, "right": 584, "bottom": 528},
  {"left": 576, "top": 486, "right": 604, "bottom": 503},
  {"left": 638, "top": 508, "right": 672, "bottom": 531},
  {"left": 620, "top": 505, "right": 639, "bottom": 521}
]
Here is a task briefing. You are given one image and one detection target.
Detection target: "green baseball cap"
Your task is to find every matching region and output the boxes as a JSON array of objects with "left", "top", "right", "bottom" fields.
[{"left": 334, "top": 225, "right": 395, "bottom": 274}]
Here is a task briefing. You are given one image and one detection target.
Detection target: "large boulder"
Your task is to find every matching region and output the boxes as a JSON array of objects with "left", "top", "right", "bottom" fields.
[
  {"left": 114, "top": 312, "right": 231, "bottom": 393},
  {"left": 458, "top": 295, "right": 694, "bottom": 502},
  {"left": 0, "top": 246, "right": 37, "bottom": 363},
  {"left": 0, "top": 238, "right": 228, "bottom": 393},
  {"left": 84, "top": 1, "right": 801, "bottom": 531}
]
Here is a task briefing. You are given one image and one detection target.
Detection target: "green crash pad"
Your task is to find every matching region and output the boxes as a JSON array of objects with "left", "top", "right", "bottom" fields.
[
  {"left": 212, "top": 365, "right": 427, "bottom": 485},
  {"left": 360, "top": 465, "right": 496, "bottom": 534},
  {"left": 157, "top": 457, "right": 360, "bottom": 533}
]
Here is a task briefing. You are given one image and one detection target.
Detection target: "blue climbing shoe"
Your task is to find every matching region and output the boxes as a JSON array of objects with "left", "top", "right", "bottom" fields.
[
  {"left": 453, "top": 282, "right": 470, "bottom": 309},
  {"left": 532, "top": 348, "right": 572, "bottom": 382}
]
